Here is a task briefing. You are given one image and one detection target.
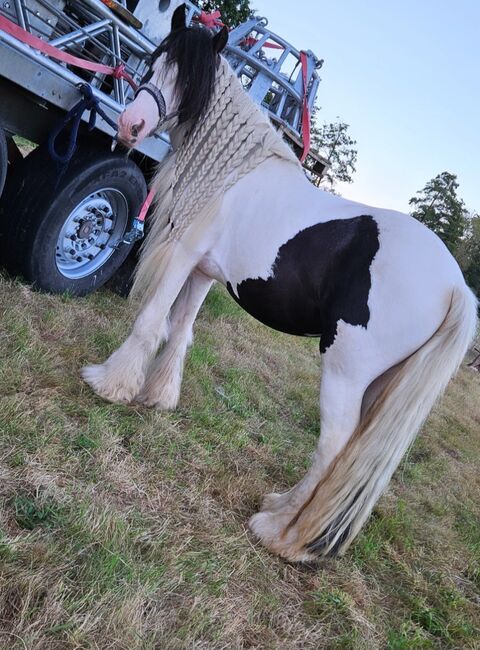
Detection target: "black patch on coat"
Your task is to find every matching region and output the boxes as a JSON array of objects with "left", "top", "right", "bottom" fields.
[{"left": 226, "top": 216, "right": 379, "bottom": 353}]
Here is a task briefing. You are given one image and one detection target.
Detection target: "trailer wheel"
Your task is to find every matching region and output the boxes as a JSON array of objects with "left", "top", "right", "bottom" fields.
[
  {"left": 0, "top": 143, "right": 146, "bottom": 295},
  {"left": 0, "top": 128, "right": 7, "bottom": 199}
]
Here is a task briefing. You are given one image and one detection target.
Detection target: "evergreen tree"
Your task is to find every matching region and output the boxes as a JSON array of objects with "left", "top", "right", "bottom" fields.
[
  {"left": 457, "top": 213, "right": 480, "bottom": 296},
  {"left": 409, "top": 172, "right": 468, "bottom": 254},
  {"left": 196, "top": 0, "right": 252, "bottom": 27}
]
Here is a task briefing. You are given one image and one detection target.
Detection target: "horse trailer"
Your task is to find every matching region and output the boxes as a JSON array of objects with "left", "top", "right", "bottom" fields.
[{"left": 0, "top": 0, "right": 327, "bottom": 295}]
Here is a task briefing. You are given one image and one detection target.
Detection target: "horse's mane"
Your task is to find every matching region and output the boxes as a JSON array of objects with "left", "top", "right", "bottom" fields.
[
  {"left": 151, "top": 26, "right": 217, "bottom": 126},
  {"left": 131, "top": 56, "right": 300, "bottom": 305}
]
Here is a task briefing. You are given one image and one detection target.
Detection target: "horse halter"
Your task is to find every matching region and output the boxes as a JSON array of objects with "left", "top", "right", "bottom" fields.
[{"left": 134, "top": 82, "right": 166, "bottom": 132}]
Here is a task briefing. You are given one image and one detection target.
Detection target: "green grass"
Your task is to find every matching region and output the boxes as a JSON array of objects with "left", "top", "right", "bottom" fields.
[
  {"left": 0, "top": 275, "right": 479, "bottom": 649},
  {"left": 12, "top": 135, "right": 37, "bottom": 156}
]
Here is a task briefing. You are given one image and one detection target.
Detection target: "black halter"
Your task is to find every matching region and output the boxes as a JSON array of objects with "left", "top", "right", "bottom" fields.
[{"left": 134, "top": 82, "right": 167, "bottom": 130}]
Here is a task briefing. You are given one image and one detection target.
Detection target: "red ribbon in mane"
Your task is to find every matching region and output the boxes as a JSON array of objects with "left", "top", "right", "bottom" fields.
[{"left": 197, "top": 10, "right": 225, "bottom": 28}]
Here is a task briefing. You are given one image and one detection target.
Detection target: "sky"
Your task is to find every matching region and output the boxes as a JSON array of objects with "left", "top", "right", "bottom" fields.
[{"left": 252, "top": 0, "right": 480, "bottom": 214}]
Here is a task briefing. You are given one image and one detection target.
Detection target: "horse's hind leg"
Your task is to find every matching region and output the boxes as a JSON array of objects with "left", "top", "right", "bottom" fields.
[
  {"left": 249, "top": 360, "right": 371, "bottom": 561},
  {"left": 136, "top": 270, "right": 213, "bottom": 409},
  {"left": 81, "top": 250, "right": 195, "bottom": 404},
  {"left": 261, "top": 364, "right": 368, "bottom": 512}
]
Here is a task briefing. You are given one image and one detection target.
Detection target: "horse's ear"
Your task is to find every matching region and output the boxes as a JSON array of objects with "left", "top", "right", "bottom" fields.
[
  {"left": 212, "top": 26, "right": 228, "bottom": 54},
  {"left": 171, "top": 3, "right": 186, "bottom": 32}
]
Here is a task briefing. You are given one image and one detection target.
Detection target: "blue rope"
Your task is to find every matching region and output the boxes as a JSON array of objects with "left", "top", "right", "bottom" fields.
[{"left": 48, "top": 83, "right": 118, "bottom": 165}]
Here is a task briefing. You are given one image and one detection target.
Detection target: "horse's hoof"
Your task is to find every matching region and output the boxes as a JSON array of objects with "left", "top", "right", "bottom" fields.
[
  {"left": 134, "top": 390, "right": 178, "bottom": 410},
  {"left": 248, "top": 511, "right": 314, "bottom": 563},
  {"left": 81, "top": 363, "right": 137, "bottom": 404}
]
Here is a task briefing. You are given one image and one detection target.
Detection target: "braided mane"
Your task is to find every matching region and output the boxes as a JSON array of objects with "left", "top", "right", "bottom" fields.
[{"left": 131, "top": 57, "right": 300, "bottom": 304}]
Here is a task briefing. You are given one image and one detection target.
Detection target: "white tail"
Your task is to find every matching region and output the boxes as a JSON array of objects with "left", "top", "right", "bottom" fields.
[{"left": 286, "top": 284, "right": 478, "bottom": 558}]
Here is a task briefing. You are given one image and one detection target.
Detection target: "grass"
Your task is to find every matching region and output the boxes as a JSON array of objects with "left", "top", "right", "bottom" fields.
[
  {"left": 0, "top": 274, "right": 479, "bottom": 649},
  {"left": 12, "top": 135, "right": 37, "bottom": 157}
]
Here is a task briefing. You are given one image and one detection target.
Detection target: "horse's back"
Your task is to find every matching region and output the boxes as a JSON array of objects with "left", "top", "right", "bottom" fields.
[{"left": 213, "top": 159, "right": 466, "bottom": 356}]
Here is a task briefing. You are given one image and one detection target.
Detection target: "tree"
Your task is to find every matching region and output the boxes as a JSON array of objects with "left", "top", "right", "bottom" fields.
[
  {"left": 305, "top": 107, "right": 358, "bottom": 190},
  {"left": 196, "top": 0, "right": 252, "bottom": 27},
  {"left": 457, "top": 213, "right": 480, "bottom": 296},
  {"left": 409, "top": 172, "right": 468, "bottom": 254}
]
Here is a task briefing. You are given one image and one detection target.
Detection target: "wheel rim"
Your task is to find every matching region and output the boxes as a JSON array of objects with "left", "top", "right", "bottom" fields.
[{"left": 55, "top": 188, "right": 129, "bottom": 280}]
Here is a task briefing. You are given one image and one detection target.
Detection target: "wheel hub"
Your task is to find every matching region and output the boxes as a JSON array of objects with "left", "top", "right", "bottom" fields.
[
  {"left": 77, "top": 218, "right": 96, "bottom": 239},
  {"left": 55, "top": 189, "right": 129, "bottom": 280}
]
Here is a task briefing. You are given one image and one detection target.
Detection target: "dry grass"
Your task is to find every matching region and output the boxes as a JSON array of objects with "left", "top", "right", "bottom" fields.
[{"left": 0, "top": 274, "right": 479, "bottom": 649}]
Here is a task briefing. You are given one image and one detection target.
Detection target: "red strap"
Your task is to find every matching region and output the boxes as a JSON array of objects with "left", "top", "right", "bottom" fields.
[
  {"left": 240, "top": 38, "right": 310, "bottom": 162},
  {"left": 0, "top": 14, "right": 137, "bottom": 90},
  {"left": 197, "top": 10, "right": 224, "bottom": 28},
  {"left": 242, "top": 36, "right": 284, "bottom": 50},
  {"left": 299, "top": 51, "right": 311, "bottom": 163},
  {"left": 137, "top": 186, "right": 156, "bottom": 223}
]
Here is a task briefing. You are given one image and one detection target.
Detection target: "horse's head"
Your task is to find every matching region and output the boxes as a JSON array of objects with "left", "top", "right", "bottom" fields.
[{"left": 117, "top": 4, "right": 228, "bottom": 147}]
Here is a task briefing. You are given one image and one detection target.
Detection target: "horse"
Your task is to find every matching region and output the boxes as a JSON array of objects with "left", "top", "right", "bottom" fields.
[{"left": 82, "top": 5, "right": 478, "bottom": 562}]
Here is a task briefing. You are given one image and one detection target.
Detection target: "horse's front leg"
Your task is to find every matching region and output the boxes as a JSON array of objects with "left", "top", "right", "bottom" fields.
[
  {"left": 81, "top": 252, "right": 196, "bottom": 404},
  {"left": 136, "top": 269, "right": 213, "bottom": 409}
]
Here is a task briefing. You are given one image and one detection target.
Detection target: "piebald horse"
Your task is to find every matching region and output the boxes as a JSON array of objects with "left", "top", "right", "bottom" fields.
[{"left": 82, "top": 6, "right": 478, "bottom": 561}]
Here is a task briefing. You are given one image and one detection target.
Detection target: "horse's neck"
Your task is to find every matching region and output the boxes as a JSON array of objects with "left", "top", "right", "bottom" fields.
[
  {"left": 172, "top": 58, "right": 299, "bottom": 168},
  {"left": 156, "top": 58, "right": 302, "bottom": 248}
]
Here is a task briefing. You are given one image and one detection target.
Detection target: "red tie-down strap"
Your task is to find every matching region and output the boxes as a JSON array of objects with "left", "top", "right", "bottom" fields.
[
  {"left": 240, "top": 38, "right": 311, "bottom": 163},
  {"left": 299, "top": 50, "right": 311, "bottom": 163},
  {"left": 136, "top": 186, "right": 156, "bottom": 223},
  {"left": 241, "top": 36, "right": 284, "bottom": 50},
  {"left": 0, "top": 14, "right": 137, "bottom": 90}
]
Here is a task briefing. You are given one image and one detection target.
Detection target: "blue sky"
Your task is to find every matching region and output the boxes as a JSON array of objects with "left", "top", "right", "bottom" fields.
[{"left": 252, "top": 0, "right": 479, "bottom": 214}]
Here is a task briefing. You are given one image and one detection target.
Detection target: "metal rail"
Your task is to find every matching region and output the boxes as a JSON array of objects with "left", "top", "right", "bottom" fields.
[
  {"left": 0, "top": 0, "right": 328, "bottom": 173},
  {"left": 225, "top": 17, "right": 323, "bottom": 140}
]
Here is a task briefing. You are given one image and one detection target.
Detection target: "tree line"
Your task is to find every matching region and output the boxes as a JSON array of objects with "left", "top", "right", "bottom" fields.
[{"left": 409, "top": 172, "right": 479, "bottom": 296}]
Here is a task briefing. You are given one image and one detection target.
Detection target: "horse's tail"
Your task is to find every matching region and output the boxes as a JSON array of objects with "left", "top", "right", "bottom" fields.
[{"left": 290, "top": 283, "right": 478, "bottom": 559}]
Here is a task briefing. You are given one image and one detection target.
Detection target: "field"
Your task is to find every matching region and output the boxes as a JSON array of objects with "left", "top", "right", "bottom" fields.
[{"left": 0, "top": 275, "right": 479, "bottom": 649}]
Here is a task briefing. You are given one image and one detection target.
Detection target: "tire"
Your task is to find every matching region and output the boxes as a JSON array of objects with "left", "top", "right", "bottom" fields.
[
  {"left": 0, "top": 128, "right": 7, "bottom": 199},
  {"left": 0, "top": 142, "right": 146, "bottom": 295}
]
